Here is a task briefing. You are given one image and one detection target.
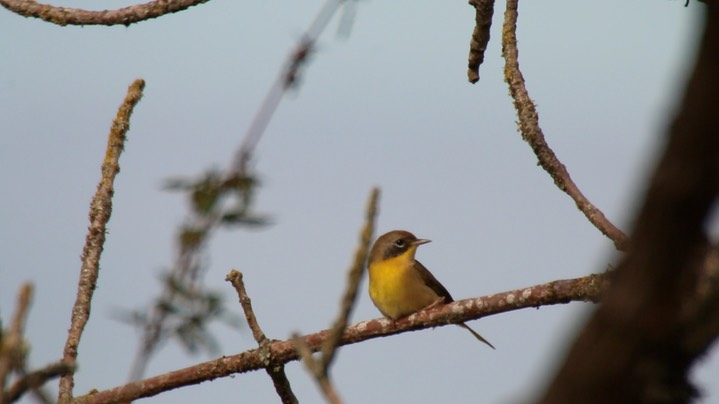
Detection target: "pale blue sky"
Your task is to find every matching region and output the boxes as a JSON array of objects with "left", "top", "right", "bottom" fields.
[{"left": 1, "top": 1, "right": 712, "bottom": 403}]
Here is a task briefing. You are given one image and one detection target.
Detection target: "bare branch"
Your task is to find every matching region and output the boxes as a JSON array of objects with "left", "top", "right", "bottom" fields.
[
  {"left": 0, "top": 283, "right": 33, "bottom": 397},
  {"left": 501, "top": 0, "right": 628, "bottom": 250},
  {"left": 226, "top": 271, "right": 268, "bottom": 343},
  {"left": 4, "top": 361, "right": 76, "bottom": 403},
  {"left": 57, "top": 79, "right": 145, "bottom": 403},
  {"left": 539, "top": 5, "right": 719, "bottom": 402},
  {"left": 0, "top": 0, "right": 210, "bottom": 26},
  {"left": 320, "top": 187, "right": 379, "bottom": 371},
  {"left": 467, "top": 0, "right": 495, "bottom": 83},
  {"left": 289, "top": 187, "right": 379, "bottom": 404},
  {"left": 226, "top": 270, "right": 298, "bottom": 404},
  {"left": 73, "top": 273, "right": 607, "bottom": 403}
]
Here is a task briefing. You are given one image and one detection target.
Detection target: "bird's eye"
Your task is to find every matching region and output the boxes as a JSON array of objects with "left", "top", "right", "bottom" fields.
[{"left": 394, "top": 239, "right": 406, "bottom": 248}]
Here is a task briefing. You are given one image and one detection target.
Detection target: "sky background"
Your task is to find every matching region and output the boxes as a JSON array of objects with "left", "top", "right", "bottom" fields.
[{"left": 1, "top": 0, "right": 714, "bottom": 403}]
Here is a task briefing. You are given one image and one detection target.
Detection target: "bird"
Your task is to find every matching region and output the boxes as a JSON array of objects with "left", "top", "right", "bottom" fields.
[{"left": 367, "top": 230, "right": 494, "bottom": 349}]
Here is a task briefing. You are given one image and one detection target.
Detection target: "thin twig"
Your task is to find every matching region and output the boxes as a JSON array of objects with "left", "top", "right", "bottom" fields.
[
  {"left": 4, "top": 361, "right": 76, "bottom": 403},
  {"left": 0, "top": 283, "right": 33, "bottom": 398},
  {"left": 226, "top": 271, "right": 267, "bottom": 343},
  {"left": 320, "top": 187, "right": 379, "bottom": 370},
  {"left": 0, "top": 0, "right": 210, "bottom": 26},
  {"left": 232, "top": 0, "right": 348, "bottom": 174},
  {"left": 290, "top": 187, "right": 378, "bottom": 404},
  {"left": 226, "top": 270, "right": 298, "bottom": 404},
  {"left": 500, "top": 0, "right": 628, "bottom": 251},
  {"left": 57, "top": 79, "right": 146, "bottom": 404},
  {"left": 73, "top": 272, "right": 608, "bottom": 404},
  {"left": 467, "top": 0, "right": 496, "bottom": 83}
]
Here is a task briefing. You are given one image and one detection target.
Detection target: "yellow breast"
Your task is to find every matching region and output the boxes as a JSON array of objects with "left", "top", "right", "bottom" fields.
[{"left": 368, "top": 252, "right": 439, "bottom": 319}]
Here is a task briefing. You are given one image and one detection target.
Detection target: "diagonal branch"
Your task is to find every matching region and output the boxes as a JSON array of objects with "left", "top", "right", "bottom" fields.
[
  {"left": 501, "top": 0, "right": 628, "bottom": 250},
  {"left": 57, "top": 79, "right": 145, "bottom": 404},
  {"left": 232, "top": 0, "right": 348, "bottom": 174},
  {"left": 320, "top": 187, "right": 379, "bottom": 370},
  {"left": 292, "top": 187, "right": 379, "bottom": 404},
  {"left": 0, "top": 0, "right": 210, "bottom": 26},
  {"left": 73, "top": 272, "right": 607, "bottom": 404}
]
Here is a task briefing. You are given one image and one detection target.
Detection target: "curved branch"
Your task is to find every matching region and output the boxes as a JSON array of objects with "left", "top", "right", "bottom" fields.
[
  {"left": 0, "top": 0, "right": 210, "bottom": 26},
  {"left": 501, "top": 0, "right": 628, "bottom": 250},
  {"left": 73, "top": 273, "right": 607, "bottom": 404}
]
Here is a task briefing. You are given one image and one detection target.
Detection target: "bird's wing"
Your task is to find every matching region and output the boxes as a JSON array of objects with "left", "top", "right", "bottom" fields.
[{"left": 413, "top": 260, "right": 454, "bottom": 303}]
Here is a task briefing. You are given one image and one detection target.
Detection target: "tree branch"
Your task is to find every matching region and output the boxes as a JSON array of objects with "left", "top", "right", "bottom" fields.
[
  {"left": 501, "top": 0, "right": 628, "bottom": 250},
  {"left": 73, "top": 272, "right": 607, "bottom": 403},
  {"left": 0, "top": 0, "right": 210, "bottom": 26},
  {"left": 57, "top": 79, "right": 145, "bottom": 403}
]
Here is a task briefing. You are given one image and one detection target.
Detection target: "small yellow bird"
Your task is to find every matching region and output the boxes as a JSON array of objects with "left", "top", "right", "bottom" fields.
[{"left": 368, "top": 230, "right": 494, "bottom": 349}]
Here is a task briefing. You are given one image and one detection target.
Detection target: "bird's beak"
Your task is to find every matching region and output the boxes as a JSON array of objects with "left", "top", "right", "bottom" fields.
[{"left": 412, "top": 239, "right": 431, "bottom": 246}]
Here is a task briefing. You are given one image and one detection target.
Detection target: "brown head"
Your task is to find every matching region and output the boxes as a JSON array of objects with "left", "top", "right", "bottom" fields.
[{"left": 368, "top": 230, "right": 431, "bottom": 266}]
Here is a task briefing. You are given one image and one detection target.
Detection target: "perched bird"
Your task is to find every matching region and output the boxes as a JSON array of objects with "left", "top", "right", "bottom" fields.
[{"left": 368, "top": 230, "right": 494, "bottom": 349}]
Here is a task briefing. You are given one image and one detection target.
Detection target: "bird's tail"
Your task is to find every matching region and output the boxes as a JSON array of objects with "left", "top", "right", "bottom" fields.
[{"left": 458, "top": 323, "right": 495, "bottom": 349}]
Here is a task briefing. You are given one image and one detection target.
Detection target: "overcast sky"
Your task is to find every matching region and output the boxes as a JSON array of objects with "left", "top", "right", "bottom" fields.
[{"left": 1, "top": 1, "right": 714, "bottom": 403}]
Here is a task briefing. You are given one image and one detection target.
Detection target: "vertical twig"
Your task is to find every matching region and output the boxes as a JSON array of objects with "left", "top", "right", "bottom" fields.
[
  {"left": 226, "top": 270, "right": 298, "bottom": 404},
  {"left": 57, "top": 79, "right": 145, "bottom": 403},
  {"left": 501, "top": 0, "right": 628, "bottom": 250}
]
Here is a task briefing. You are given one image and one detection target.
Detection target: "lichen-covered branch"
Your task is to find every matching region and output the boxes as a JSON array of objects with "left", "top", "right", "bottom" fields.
[
  {"left": 0, "top": 0, "right": 210, "bottom": 26},
  {"left": 73, "top": 272, "right": 607, "bottom": 404},
  {"left": 57, "top": 79, "right": 145, "bottom": 403},
  {"left": 501, "top": 0, "right": 628, "bottom": 250}
]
